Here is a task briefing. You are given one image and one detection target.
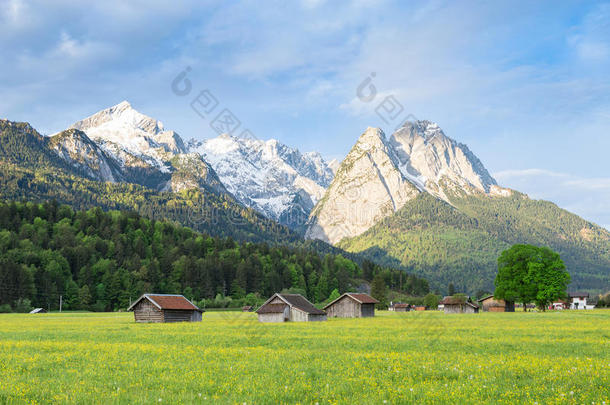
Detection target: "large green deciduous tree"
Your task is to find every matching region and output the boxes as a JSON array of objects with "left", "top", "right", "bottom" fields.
[{"left": 494, "top": 244, "right": 570, "bottom": 311}]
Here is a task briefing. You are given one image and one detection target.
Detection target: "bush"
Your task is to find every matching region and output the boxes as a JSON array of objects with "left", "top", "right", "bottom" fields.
[
  {"left": 13, "top": 298, "right": 32, "bottom": 313},
  {"left": 0, "top": 304, "right": 12, "bottom": 313}
]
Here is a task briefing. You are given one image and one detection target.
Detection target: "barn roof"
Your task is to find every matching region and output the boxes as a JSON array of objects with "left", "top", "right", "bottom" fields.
[
  {"left": 440, "top": 296, "right": 479, "bottom": 308},
  {"left": 127, "top": 294, "right": 203, "bottom": 312},
  {"left": 477, "top": 295, "right": 495, "bottom": 302},
  {"left": 256, "top": 303, "right": 287, "bottom": 314},
  {"left": 323, "top": 292, "right": 379, "bottom": 309},
  {"left": 257, "top": 293, "right": 325, "bottom": 315}
]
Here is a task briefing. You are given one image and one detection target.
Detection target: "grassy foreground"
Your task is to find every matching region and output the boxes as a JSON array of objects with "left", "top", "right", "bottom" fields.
[{"left": 0, "top": 311, "right": 608, "bottom": 404}]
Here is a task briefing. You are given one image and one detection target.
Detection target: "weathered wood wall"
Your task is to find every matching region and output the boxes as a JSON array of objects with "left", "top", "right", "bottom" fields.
[
  {"left": 443, "top": 304, "right": 477, "bottom": 314},
  {"left": 360, "top": 303, "right": 375, "bottom": 317},
  {"left": 326, "top": 296, "right": 360, "bottom": 318},
  {"left": 164, "top": 310, "right": 199, "bottom": 322},
  {"left": 290, "top": 308, "right": 309, "bottom": 322},
  {"left": 258, "top": 313, "right": 285, "bottom": 323},
  {"left": 133, "top": 300, "right": 163, "bottom": 323},
  {"left": 481, "top": 297, "right": 506, "bottom": 312}
]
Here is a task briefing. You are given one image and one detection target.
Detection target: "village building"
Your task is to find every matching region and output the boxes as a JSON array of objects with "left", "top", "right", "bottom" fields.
[
  {"left": 439, "top": 296, "right": 479, "bottom": 314},
  {"left": 323, "top": 293, "right": 378, "bottom": 318},
  {"left": 389, "top": 302, "right": 410, "bottom": 312},
  {"left": 477, "top": 295, "right": 515, "bottom": 312},
  {"left": 551, "top": 300, "right": 568, "bottom": 310},
  {"left": 569, "top": 292, "right": 594, "bottom": 309},
  {"left": 127, "top": 294, "right": 203, "bottom": 323},
  {"left": 256, "top": 293, "right": 327, "bottom": 322}
]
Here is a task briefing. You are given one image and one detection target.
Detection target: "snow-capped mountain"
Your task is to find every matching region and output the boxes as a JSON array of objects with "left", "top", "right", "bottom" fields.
[
  {"left": 53, "top": 101, "right": 226, "bottom": 194},
  {"left": 306, "top": 121, "right": 512, "bottom": 244},
  {"left": 69, "top": 100, "right": 186, "bottom": 173},
  {"left": 389, "top": 120, "right": 499, "bottom": 199},
  {"left": 51, "top": 101, "right": 334, "bottom": 229},
  {"left": 189, "top": 134, "right": 335, "bottom": 229}
]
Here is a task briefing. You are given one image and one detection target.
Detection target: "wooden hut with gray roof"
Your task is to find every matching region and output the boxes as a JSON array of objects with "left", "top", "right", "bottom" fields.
[
  {"left": 256, "top": 293, "right": 327, "bottom": 322},
  {"left": 324, "top": 293, "right": 379, "bottom": 318},
  {"left": 127, "top": 294, "right": 204, "bottom": 323},
  {"left": 439, "top": 295, "right": 479, "bottom": 314}
]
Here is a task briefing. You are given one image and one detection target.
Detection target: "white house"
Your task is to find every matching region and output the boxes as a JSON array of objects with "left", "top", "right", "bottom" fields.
[{"left": 569, "top": 292, "right": 594, "bottom": 310}]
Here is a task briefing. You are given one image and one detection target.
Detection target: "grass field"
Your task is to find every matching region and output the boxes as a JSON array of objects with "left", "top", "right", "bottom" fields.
[{"left": 0, "top": 311, "right": 608, "bottom": 404}]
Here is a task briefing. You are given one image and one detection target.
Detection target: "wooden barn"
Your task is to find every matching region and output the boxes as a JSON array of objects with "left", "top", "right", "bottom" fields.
[
  {"left": 478, "top": 295, "right": 515, "bottom": 312},
  {"left": 127, "top": 294, "right": 203, "bottom": 323},
  {"left": 389, "top": 302, "right": 410, "bottom": 312},
  {"left": 439, "top": 296, "right": 479, "bottom": 314},
  {"left": 256, "top": 293, "right": 327, "bottom": 322},
  {"left": 323, "top": 293, "right": 379, "bottom": 318}
]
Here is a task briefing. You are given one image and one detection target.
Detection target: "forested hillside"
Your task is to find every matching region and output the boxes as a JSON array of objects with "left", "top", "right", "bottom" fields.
[
  {"left": 0, "top": 201, "right": 429, "bottom": 312},
  {"left": 339, "top": 192, "right": 610, "bottom": 294},
  {"left": 0, "top": 119, "right": 298, "bottom": 244}
]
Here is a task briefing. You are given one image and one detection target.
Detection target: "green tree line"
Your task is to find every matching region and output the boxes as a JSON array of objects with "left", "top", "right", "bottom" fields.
[{"left": 0, "top": 201, "right": 429, "bottom": 312}]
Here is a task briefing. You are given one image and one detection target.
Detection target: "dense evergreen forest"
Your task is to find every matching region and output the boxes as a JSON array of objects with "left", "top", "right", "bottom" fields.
[{"left": 0, "top": 201, "right": 429, "bottom": 312}]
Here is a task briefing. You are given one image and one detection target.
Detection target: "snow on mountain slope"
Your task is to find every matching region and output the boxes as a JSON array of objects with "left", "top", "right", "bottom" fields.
[
  {"left": 189, "top": 134, "right": 334, "bottom": 228},
  {"left": 59, "top": 101, "right": 226, "bottom": 194},
  {"left": 48, "top": 128, "right": 124, "bottom": 182},
  {"left": 389, "top": 120, "right": 497, "bottom": 199},
  {"left": 306, "top": 121, "right": 512, "bottom": 244},
  {"left": 69, "top": 101, "right": 186, "bottom": 173}
]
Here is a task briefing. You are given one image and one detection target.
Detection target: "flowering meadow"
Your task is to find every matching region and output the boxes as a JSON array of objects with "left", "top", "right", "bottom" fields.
[{"left": 0, "top": 310, "right": 608, "bottom": 404}]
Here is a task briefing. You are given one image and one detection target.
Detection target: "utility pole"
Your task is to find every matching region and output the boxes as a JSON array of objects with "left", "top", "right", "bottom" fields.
[{"left": 59, "top": 295, "right": 62, "bottom": 313}]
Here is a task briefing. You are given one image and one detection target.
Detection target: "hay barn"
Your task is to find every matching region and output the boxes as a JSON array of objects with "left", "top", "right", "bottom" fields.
[
  {"left": 440, "top": 296, "right": 479, "bottom": 314},
  {"left": 477, "top": 295, "right": 515, "bottom": 312},
  {"left": 256, "top": 293, "right": 327, "bottom": 322},
  {"left": 127, "top": 294, "right": 203, "bottom": 323},
  {"left": 389, "top": 303, "right": 410, "bottom": 312},
  {"left": 323, "top": 293, "right": 378, "bottom": 318}
]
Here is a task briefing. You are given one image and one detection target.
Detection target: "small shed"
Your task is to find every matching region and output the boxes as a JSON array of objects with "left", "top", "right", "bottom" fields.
[
  {"left": 324, "top": 293, "right": 378, "bottom": 318},
  {"left": 440, "top": 296, "right": 479, "bottom": 314},
  {"left": 127, "top": 294, "right": 203, "bottom": 323},
  {"left": 29, "top": 308, "right": 47, "bottom": 314},
  {"left": 390, "top": 302, "right": 410, "bottom": 312},
  {"left": 256, "top": 293, "right": 327, "bottom": 322},
  {"left": 242, "top": 305, "right": 253, "bottom": 312},
  {"left": 478, "top": 295, "right": 515, "bottom": 312}
]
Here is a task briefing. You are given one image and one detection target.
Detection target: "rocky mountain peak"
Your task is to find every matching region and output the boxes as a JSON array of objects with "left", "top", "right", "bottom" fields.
[
  {"left": 306, "top": 121, "right": 508, "bottom": 244},
  {"left": 191, "top": 133, "right": 335, "bottom": 229},
  {"left": 389, "top": 120, "right": 497, "bottom": 195}
]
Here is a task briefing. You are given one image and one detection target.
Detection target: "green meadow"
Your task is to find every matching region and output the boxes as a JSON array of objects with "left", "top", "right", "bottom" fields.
[{"left": 0, "top": 311, "right": 608, "bottom": 404}]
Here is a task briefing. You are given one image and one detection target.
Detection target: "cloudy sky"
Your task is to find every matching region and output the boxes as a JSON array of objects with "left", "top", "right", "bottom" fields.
[{"left": 1, "top": 0, "right": 609, "bottom": 229}]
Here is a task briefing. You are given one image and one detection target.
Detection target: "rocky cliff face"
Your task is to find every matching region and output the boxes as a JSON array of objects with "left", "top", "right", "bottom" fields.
[
  {"left": 306, "top": 121, "right": 511, "bottom": 244},
  {"left": 48, "top": 128, "right": 124, "bottom": 183},
  {"left": 305, "top": 127, "right": 420, "bottom": 243},
  {"left": 389, "top": 121, "right": 497, "bottom": 199},
  {"left": 189, "top": 134, "right": 334, "bottom": 229}
]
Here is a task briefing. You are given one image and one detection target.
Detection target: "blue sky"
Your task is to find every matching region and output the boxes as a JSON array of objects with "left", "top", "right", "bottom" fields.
[{"left": 1, "top": 0, "right": 609, "bottom": 229}]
